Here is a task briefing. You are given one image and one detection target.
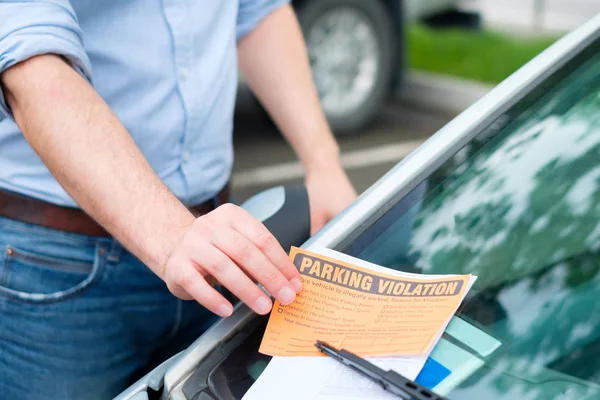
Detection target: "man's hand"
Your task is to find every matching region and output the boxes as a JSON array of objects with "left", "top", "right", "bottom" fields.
[
  {"left": 163, "top": 204, "right": 303, "bottom": 317},
  {"left": 1, "top": 55, "right": 302, "bottom": 319},
  {"left": 306, "top": 164, "right": 357, "bottom": 235}
]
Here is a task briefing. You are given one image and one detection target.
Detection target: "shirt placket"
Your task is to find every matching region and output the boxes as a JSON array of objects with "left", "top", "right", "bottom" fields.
[{"left": 163, "top": 0, "right": 195, "bottom": 199}]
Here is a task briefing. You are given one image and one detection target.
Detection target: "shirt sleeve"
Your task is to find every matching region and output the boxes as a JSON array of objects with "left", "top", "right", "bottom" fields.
[
  {"left": 236, "top": 0, "right": 291, "bottom": 41},
  {"left": 0, "top": 0, "right": 93, "bottom": 121}
]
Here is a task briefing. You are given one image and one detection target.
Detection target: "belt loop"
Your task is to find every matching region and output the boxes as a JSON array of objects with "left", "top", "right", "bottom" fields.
[{"left": 107, "top": 239, "right": 123, "bottom": 263}]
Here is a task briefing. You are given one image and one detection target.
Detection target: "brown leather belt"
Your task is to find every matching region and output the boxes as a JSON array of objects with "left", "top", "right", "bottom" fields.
[{"left": 0, "top": 185, "right": 230, "bottom": 237}]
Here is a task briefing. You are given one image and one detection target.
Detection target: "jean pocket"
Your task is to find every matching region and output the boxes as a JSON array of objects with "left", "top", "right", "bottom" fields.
[{"left": 0, "top": 244, "right": 106, "bottom": 304}]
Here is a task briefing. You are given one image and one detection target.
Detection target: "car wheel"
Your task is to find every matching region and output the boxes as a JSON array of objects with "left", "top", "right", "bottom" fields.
[{"left": 296, "top": 0, "right": 396, "bottom": 136}]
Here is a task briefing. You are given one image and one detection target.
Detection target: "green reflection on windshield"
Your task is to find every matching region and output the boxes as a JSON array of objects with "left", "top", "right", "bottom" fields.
[{"left": 352, "top": 51, "right": 600, "bottom": 399}]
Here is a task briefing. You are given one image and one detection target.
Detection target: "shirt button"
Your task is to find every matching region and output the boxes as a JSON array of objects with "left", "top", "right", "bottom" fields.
[
  {"left": 183, "top": 150, "right": 191, "bottom": 162},
  {"left": 181, "top": 68, "right": 189, "bottom": 81}
]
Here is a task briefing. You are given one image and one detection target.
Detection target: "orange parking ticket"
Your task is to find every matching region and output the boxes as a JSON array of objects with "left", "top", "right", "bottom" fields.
[{"left": 259, "top": 247, "right": 473, "bottom": 358}]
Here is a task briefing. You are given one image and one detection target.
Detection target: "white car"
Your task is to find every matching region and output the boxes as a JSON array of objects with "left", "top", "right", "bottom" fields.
[{"left": 118, "top": 14, "right": 600, "bottom": 399}]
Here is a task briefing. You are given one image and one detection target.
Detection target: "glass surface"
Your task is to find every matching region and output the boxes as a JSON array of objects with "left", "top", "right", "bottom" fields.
[{"left": 341, "top": 44, "right": 600, "bottom": 399}]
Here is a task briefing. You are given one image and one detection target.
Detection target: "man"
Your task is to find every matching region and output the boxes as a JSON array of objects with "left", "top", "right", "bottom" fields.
[{"left": 0, "top": 1, "right": 356, "bottom": 398}]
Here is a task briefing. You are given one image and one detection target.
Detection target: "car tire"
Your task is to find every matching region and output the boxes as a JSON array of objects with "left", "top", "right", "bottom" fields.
[{"left": 296, "top": 0, "right": 397, "bottom": 136}]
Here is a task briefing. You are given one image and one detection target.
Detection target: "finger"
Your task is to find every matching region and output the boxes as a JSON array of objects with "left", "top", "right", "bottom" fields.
[
  {"left": 177, "top": 266, "right": 233, "bottom": 318},
  {"left": 192, "top": 243, "right": 274, "bottom": 315},
  {"left": 218, "top": 205, "right": 303, "bottom": 292},
  {"left": 211, "top": 227, "right": 297, "bottom": 306}
]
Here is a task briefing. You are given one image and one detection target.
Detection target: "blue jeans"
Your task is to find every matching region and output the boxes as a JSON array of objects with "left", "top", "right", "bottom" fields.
[{"left": 0, "top": 216, "right": 218, "bottom": 399}]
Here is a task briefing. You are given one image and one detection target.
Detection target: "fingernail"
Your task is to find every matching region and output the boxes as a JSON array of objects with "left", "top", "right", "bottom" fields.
[
  {"left": 278, "top": 286, "right": 296, "bottom": 305},
  {"left": 218, "top": 303, "right": 233, "bottom": 317},
  {"left": 290, "top": 277, "right": 303, "bottom": 293},
  {"left": 255, "top": 297, "right": 273, "bottom": 314}
]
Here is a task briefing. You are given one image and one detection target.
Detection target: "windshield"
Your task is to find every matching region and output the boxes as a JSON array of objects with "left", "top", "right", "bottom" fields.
[{"left": 341, "top": 43, "right": 600, "bottom": 399}]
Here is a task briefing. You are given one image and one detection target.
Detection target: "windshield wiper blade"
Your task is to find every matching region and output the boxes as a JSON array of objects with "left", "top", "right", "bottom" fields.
[{"left": 315, "top": 340, "right": 449, "bottom": 400}]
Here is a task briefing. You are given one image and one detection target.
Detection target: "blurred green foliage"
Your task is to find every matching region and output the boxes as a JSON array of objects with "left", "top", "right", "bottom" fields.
[{"left": 407, "top": 24, "right": 560, "bottom": 84}]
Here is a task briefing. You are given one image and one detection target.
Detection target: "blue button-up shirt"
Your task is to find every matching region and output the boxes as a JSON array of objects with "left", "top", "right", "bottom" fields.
[{"left": 0, "top": 0, "right": 287, "bottom": 207}]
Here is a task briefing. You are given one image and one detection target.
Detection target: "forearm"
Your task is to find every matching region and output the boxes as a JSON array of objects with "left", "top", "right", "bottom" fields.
[
  {"left": 237, "top": 4, "right": 341, "bottom": 175},
  {"left": 0, "top": 55, "right": 194, "bottom": 277}
]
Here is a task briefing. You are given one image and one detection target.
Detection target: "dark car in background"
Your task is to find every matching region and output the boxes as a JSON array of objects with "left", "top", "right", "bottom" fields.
[{"left": 240, "top": 0, "right": 476, "bottom": 135}]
